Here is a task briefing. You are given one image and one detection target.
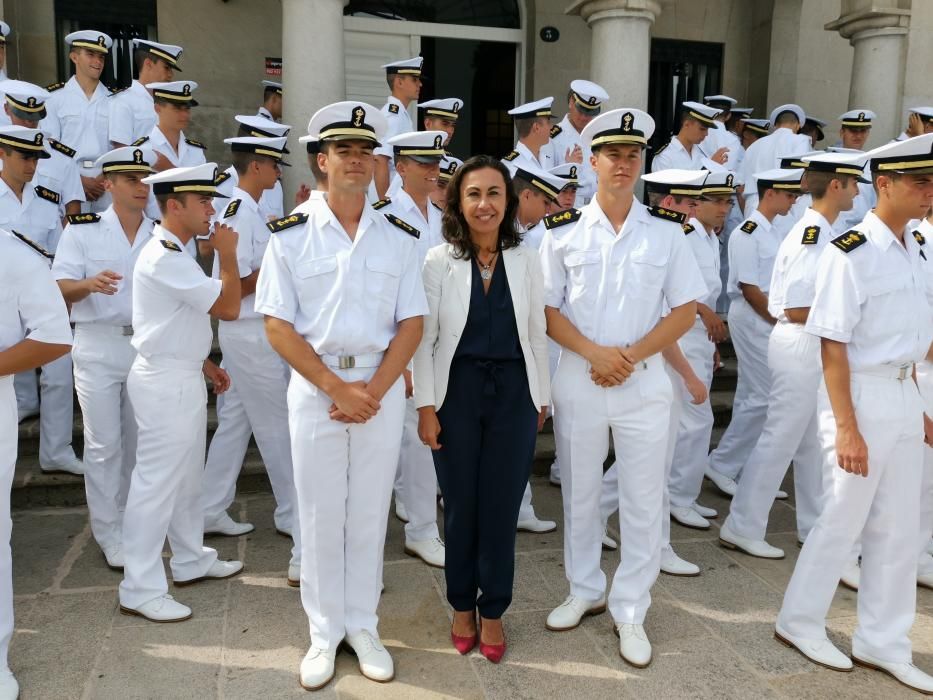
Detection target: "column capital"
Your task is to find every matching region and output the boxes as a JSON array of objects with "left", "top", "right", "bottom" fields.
[
  {"left": 825, "top": 5, "right": 910, "bottom": 43},
  {"left": 566, "top": 0, "right": 661, "bottom": 26}
]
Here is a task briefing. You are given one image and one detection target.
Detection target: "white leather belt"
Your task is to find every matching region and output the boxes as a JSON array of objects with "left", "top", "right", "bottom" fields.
[
  {"left": 76, "top": 322, "right": 133, "bottom": 336},
  {"left": 853, "top": 364, "right": 914, "bottom": 381},
  {"left": 320, "top": 352, "right": 384, "bottom": 370}
]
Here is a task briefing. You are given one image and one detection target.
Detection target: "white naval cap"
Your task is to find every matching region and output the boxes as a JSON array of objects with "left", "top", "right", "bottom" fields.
[
  {"left": 142, "top": 162, "right": 228, "bottom": 197},
  {"left": 438, "top": 154, "right": 463, "bottom": 182},
  {"left": 741, "top": 118, "right": 770, "bottom": 135},
  {"left": 642, "top": 169, "right": 708, "bottom": 197},
  {"left": 235, "top": 114, "right": 290, "bottom": 138},
  {"left": 0, "top": 125, "right": 50, "bottom": 158},
  {"left": 0, "top": 80, "right": 50, "bottom": 118},
  {"left": 512, "top": 163, "right": 566, "bottom": 202},
  {"left": 581, "top": 108, "right": 655, "bottom": 150},
  {"left": 386, "top": 130, "right": 447, "bottom": 163},
  {"left": 700, "top": 167, "right": 738, "bottom": 195},
  {"left": 703, "top": 94, "right": 737, "bottom": 109},
  {"left": 0, "top": 22, "right": 10, "bottom": 44},
  {"left": 418, "top": 98, "right": 463, "bottom": 120},
  {"left": 681, "top": 101, "right": 721, "bottom": 127},
  {"left": 149, "top": 80, "right": 199, "bottom": 106},
  {"left": 224, "top": 136, "right": 290, "bottom": 166},
  {"left": 306, "top": 101, "right": 387, "bottom": 146},
  {"left": 95, "top": 146, "right": 157, "bottom": 174},
  {"left": 382, "top": 57, "right": 423, "bottom": 77},
  {"left": 508, "top": 97, "right": 555, "bottom": 121},
  {"left": 839, "top": 109, "right": 875, "bottom": 129},
  {"left": 779, "top": 151, "right": 822, "bottom": 169},
  {"left": 769, "top": 103, "right": 806, "bottom": 126},
  {"left": 753, "top": 167, "right": 805, "bottom": 191},
  {"left": 132, "top": 39, "right": 183, "bottom": 70},
  {"left": 804, "top": 116, "right": 827, "bottom": 141},
  {"left": 801, "top": 150, "right": 869, "bottom": 182},
  {"left": 865, "top": 132, "right": 933, "bottom": 174},
  {"left": 65, "top": 30, "right": 112, "bottom": 54},
  {"left": 262, "top": 80, "right": 282, "bottom": 95},
  {"left": 569, "top": 80, "right": 609, "bottom": 114},
  {"left": 908, "top": 106, "right": 933, "bottom": 125},
  {"left": 548, "top": 163, "right": 580, "bottom": 187}
]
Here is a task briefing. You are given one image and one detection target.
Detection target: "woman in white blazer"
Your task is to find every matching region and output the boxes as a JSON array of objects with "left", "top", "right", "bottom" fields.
[{"left": 413, "top": 155, "right": 549, "bottom": 663}]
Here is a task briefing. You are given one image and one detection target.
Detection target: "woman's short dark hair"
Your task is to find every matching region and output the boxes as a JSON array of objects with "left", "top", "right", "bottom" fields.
[{"left": 441, "top": 155, "right": 521, "bottom": 260}]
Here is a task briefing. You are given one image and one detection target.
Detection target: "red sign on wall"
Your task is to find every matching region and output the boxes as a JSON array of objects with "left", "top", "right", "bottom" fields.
[{"left": 265, "top": 57, "right": 282, "bottom": 76}]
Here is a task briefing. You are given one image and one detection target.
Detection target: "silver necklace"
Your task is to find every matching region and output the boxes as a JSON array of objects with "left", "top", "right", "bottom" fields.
[{"left": 478, "top": 251, "right": 498, "bottom": 280}]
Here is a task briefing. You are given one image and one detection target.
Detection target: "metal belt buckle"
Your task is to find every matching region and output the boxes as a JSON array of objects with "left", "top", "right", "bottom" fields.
[
  {"left": 338, "top": 355, "right": 355, "bottom": 369},
  {"left": 898, "top": 365, "right": 910, "bottom": 381},
  {"left": 639, "top": 360, "right": 648, "bottom": 370},
  {"left": 121, "top": 325, "right": 134, "bottom": 337}
]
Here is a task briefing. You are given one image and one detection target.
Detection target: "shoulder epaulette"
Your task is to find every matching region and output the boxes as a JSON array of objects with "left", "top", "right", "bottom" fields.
[
  {"left": 388, "top": 103, "right": 400, "bottom": 115},
  {"left": 214, "top": 171, "right": 232, "bottom": 186},
  {"left": 108, "top": 86, "right": 128, "bottom": 96},
  {"left": 831, "top": 230, "right": 867, "bottom": 254},
  {"left": 914, "top": 229, "right": 926, "bottom": 246},
  {"left": 223, "top": 199, "right": 241, "bottom": 219},
  {"left": 66, "top": 213, "right": 100, "bottom": 225},
  {"left": 384, "top": 213, "right": 420, "bottom": 239},
  {"left": 45, "top": 81, "right": 65, "bottom": 93},
  {"left": 372, "top": 198, "right": 392, "bottom": 210},
  {"left": 185, "top": 137, "right": 206, "bottom": 150},
  {"left": 131, "top": 136, "right": 150, "bottom": 146},
  {"left": 502, "top": 150, "right": 519, "bottom": 162},
  {"left": 549, "top": 124, "right": 562, "bottom": 139},
  {"left": 267, "top": 212, "right": 308, "bottom": 233},
  {"left": 543, "top": 208, "right": 581, "bottom": 230},
  {"left": 49, "top": 139, "right": 76, "bottom": 158},
  {"left": 648, "top": 206, "right": 685, "bottom": 225},
  {"left": 12, "top": 231, "right": 53, "bottom": 260},
  {"left": 653, "top": 141, "right": 670, "bottom": 156},
  {"left": 740, "top": 220, "right": 758, "bottom": 234},
  {"left": 801, "top": 225, "right": 820, "bottom": 245},
  {"left": 683, "top": 223, "right": 695, "bottom": 235},
  {"left": 34, "top": 185, "right": 60, "bottom": 205},
  {"left": 160, "top": 239, "right": 182, "bottom": 252}
]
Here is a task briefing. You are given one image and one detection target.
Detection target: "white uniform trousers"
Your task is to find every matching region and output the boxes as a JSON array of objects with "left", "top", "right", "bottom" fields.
[
  {"left": 14, "top": 351, "right": 79, "bottom": 468},
  {"left": 668, "top": 320, "right": 716, "bottom": 509},
  {"left": 709, "top": 298, "right": 772, "bottom": 479},
  {"left": 915, "top": 364, "right": 933, "bottom": 576},
  {"left": 72, "top": 324, "right": 137, "bottom": 552},
  {"left": 546, "top": 339, "right": 562, "bottom": 482},
  {"left": 0, "top": 376, "right": 17, "bottom": 670},
  {"left": 395, "top": 399, "right": 440, "bottom": 542},
  {"left": 202, "top": 320, "right": 295, "bottom": 535},
  {"left": 555, "top": 352, "right": 671, "bottom": 624},
  {"left": 725, "top": 322, "right": 824, "bottom": 542},
  {"left": 777, "top": 373, "right": 924, "bottom": 663},
  {"left": 289, "top": 368, "right": 405, "bottom": 650},
  {"left": 119, "top": 355, "right": 218, "bottom": 609}
]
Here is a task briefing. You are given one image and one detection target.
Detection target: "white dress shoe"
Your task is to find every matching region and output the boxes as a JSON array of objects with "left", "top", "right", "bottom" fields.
[
  {"left": 394, "top": 500, "right": 409, "bottom": 523},
  {"left": 840, "top": 561, "right": 860, "bottom": 591},
  {"left": 103, "top": 544, "right": 124, "bottom": 570},
  {"left": 39, "top": 456, "right": 84, "bottom": 476},
  {"left": 174, "top": 559, "right": 243, "bottom": 587},
  {"left": 344, "top": 631, "right": 394, "bottom": 682},
  {"left": 718, "top": 522, "right": 784, "bottom": 559},
  {"left": 299, "top": 646, "right": 337, "bottom": 691},
  {"left": 704, "top": 467, "right": 737, "bottom": 496},
  {"left": 546, "top": 594, "right": 607, "bottom": 631},
  {"left": 615, "top": 623, "right": 652, "bottom": 668},
  {"left": 602, "top": 529, "right": 618, "bottom": 551},
  {"left": 919, "top": 571, "right": 933, "bottom": 590},
  {"left": 660, "top": 547, "right": 700, "bottom": 576},
  {"left": 670, "top": 505, "right": 711, "bottom": 530},
  {"left": 0, "top": 669, "right": 18, "bottom": 700},
  {"left": 404, "top": 537, "right": 445, "bottom": 568},
  {"left": 773, "top": 625, "right": 852, "bottom": 671},
  {"left": 517, "top": 516, "right": 557, "bottom": 533},
  {"left": 120, "top": 594, "right": 192, "bottom": 622},
  {"left": 853, "top": 653, "right": 933, "bottom": 694},
  {"left": 692, "top": 502, "right": 718, "bottom": 518},
  {"left": 204, "top": 512, "right": 254, "bottom": 537},
  {"left": 774, "top": 489, "right": 789, "bottom": 500},
  {"left": 287, "top": 563, "right": 300, "bottom": 588}
]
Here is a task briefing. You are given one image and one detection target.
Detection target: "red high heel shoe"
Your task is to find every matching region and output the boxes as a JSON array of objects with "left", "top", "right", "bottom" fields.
[
  {"left": 478, "top": 618, "right": 506, "bottom": 663},
  {"left": 451, "top": 613, "right": 478, "bottom": 655}
]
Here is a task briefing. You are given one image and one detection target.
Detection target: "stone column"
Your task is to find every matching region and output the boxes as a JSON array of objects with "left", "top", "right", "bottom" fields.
[
  {"left": 566, "top": 0, "right": 661, "bottom": 110},
  {"left": 825, "top": 2, "right": 911, "bottom": 145},
  {"left": 281, "top": 0, "right": 347, "bottom": 202}
]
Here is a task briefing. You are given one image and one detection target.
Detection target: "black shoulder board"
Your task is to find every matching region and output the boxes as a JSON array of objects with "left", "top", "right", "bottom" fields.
[
  {"left": 801, "top": 225, "right": 820, "bottom": 245},
  {"left": 653, "top": 141, "right": 670, "bottom": 156},
  {"left": 831, "top": 230, "right": 867, "bottom": 253},
  {"left": 431, "top": 200, "right": 443, "bottom": 211},
  {"left": 108, "top": 86, "right": 128, "bottom": 96},
  {"left": 388, "top": 103, "right": 400, "bottom": 115},
  {"left": 372, "top": 198, "right": 392, "bottom": 210},
  {"left": 34, "top": 185, "right": 61, "bottom": 205},
  {"left": 544, "top": 208, "right": 581, "bottom": 230},
  {"left": 49, "top": 139, "right": 76, "bottom": 158},
  {"left": 549, "top": 124, "right": 562, "bottom": 139},
  {"left": 131, "top": 136, "right": 150, "bottom": 146},
  {"left": 223, "top": 199, "right": 241, "bottom": 219},
  {"left": 267, "top": 213, "right": 308, "bottom": 233},
  {"left": 45, "top": 81, "right": 65, "bottom": 92},
  {"left": 185, "top": 137, "right": 206, "bottom": 149},
  {"left": 12, "top": 231, "right": 53, "bottom": 260},
  {"left": 683, "top": 223, "right": 695, "bottom": 235},
  {"left": 914, "top": 230, "right": 927, "bottom": 246},
  {"left": 648, "top": 206, "right": 686, "bottom": 225},
  {"left": 215, "top": 171, "right": 232, "bottom": 186},
  {"left": 502, "top": 150, "right": 519, "bottom": 162},
  {"left": 740, "top": 220, "right": 758, "bottom": 234},
  {"left": 66, "top": 213, "right": 100, "bottom": 225},
  {"left": 160, "top": 239, "right": 182, "bottom": 252},
  {"left": 384, "top": 213, "right": 420, "bottom": 239}
]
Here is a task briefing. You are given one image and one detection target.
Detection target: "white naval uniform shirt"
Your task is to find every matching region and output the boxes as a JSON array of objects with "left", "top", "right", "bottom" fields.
[
  {"left": 685, "top": 217, "right": 722, "bottom": 310},
  {"left": 523, "top": 219, "right": 547, "bottom": 251},
  {"left": 503, "top": 139, "right": 555, "bottom": 175},
  {"left": 806, "top": 211, "right": 933, "bottom": 370},
  {"left": 651, "top": 136, "right": 704, "bottom": 172},
  {"left": 257, "top": 106, "right": 275, "bottom": 121},
  {"left": 740, "top": 127, "right": 812, "bottom": 203},
  {"left": 211, "top": 187, "right": 269, "bottom": 321},
  {"left": 255, "top": 197, "right": 428, "bottom": 357},
  {"left": 374, "top": 96, "right": 413, "bottom": 192},
  {"left": 0, "top": 229, "right": 73, "bottom": 352},
  {"left": 131, "top": 225, "right": 221, "bottom": 362},
  {"left": 213, "top": 166, "right": 283, "bottom": 223},
  {"left": 727, "top": 209, "right": 782, "bottom": 299},
  {"left": 767, "top": 207, "right": 833, "bottom": 322},
  {"left": 290, "top": 189, "right": 326, "bottom": 215},
  {"left": 143, "top": 126, "right": 207, "bottom": 219},
  {"left": 38, "top": 142, "right": 86, "bottom": 212},
  {"left": 51, "top": 206, "right": 154, "bottom": 325},
  {"left": 700, "top": 122, "right": 744, "bottom": 171},
  {"left": 539, "top": 197, "right": 706, "bottom": 348},
  {"left": 0, "top": 176, "right": 63, "bottom": 252},
  {"left": 551, "top": 115, "right": 595, "bottom": 204},
  {"left": 108, "top": 80, "right": 156, "bottom": 146},
  {"left": 378, "top": 187, "right": 444, "bottom": 263},
  {"left": 40, "top": 77, "right": 111, "bottom": 169}
]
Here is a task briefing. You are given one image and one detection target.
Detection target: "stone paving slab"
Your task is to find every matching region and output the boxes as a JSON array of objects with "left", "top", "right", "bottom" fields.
[{"left": 8, "top": 476, "right": 933, "bottom": 699}]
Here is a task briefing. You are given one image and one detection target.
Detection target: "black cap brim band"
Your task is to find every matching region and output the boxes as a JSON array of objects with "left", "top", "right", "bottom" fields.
[
  {"left": 151, "top": 181, "right": 228, "bottom": 196},
  {"left": 0, "top": 135, "right": 51, "bottom": 158}
]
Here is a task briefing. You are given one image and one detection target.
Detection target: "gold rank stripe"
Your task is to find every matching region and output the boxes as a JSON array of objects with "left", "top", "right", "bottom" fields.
[
  {"left": 876, "top": 159, "right": 933, "bottom": 171},
  {"left": 687, "top": 109, "right": 717, "bottom": 125},
  {"left": 71, "top": 40, "right": 109, "bottom": 53},
  {"left": 395, "top": 148, "right": 445, "bottom": 156},
  {"left": 424, "top": 108, "right": 459, "bottom": 119},
  {"left": 841, "top": 119, "right": 871, "bottom": 127},
  {"left": 170, "top": 184, "right": 220, "bottom": 193},
  {"left": 703, "top": 186, "right": 736, "bottom": 195},
  {"left": 0, "top": 135, "right": 44, "bottom": 151},
  {"left": 770, "top": 183, "right": 803, "bottom": 189},
  {"left": 252, "top": 147, "right": 284, "bottom": 159},
  {"left": 395, "top": 68, "right": 422, "bottom": 75},
  {"left": 806, "top": 165, "right": 865, "bottom": 176},
  {"left": 317, "top": 127, "right": 377, "bottom": 141},
  {"left": 5, "top": 95, "right": 45, "bottom": 113},
  {"left": 668, "top": 187, "right": 704, "bottom": 196},
  {"left": 152, "top": 91, "right": 194, "bottom": 102},
  {"left": 744, "top": 123, "right": 770, "bottom": 134},
  {"left": 146, "top": 47, "right": 180, "bottom": 66},
  {"left": 590, "top": 134, "right": 647, "bottom": 147},
  {"left": 530, "top": 178, "right": 559, "bottom": 200},
  {"left": 102, "top": 163, "right": 155, "bottom": 173}
]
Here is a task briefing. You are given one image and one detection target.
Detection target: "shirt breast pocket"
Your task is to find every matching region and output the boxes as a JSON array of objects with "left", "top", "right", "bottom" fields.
[
  {"left": 364, "top": 256, "right": 402, "bottom": 313},
  {"left": 565, "top": 249, "right": 600, "bottom": 305},
  {"left": 295, "top": 255, "right": 338, "bottom": 302},
  {"left": 864, "top": 272, "right": 913, "bottom": 335},
  {"left": 626, "top": 251, "right": 668, "bottom": 299},
  {"left": 757, "top": 237, "right": 780, "bottom": 287},
  {"left": 87, "top": 252, "right": 120, "bottom": 279}
]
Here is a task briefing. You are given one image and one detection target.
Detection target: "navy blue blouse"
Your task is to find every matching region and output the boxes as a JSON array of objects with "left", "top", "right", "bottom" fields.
[{"left": 453, "top": 257, "right": 523, "bottom": 362}]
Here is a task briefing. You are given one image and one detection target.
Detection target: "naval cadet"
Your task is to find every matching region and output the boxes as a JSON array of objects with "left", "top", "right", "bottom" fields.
[
  {"left": 701, "top": 95, "right": 744, "bottom": 171},
  {"left": 651, "top": 101, "right": 726, "bottom": 172},
  {"left": 255, "top": 102, "right": 427, "bottom": 690},
  {"left": 741, "top": 118, "right": 770, "bottom": 149},
  {"left": 418, "top": 98, "right": 462, "bottom": 151},
  {"left": 258, "top": 80, "right": 282, "bottom": 122},
  {"left": 118, "top": 163, "right": 244, "bottom": 623},
  {"left": 548, "top": 162, "right": 580, "bottom": 210},
  {"left": 0, "top": 22, "right": 9, "bottom": 83},
  {"left": 432, "top": 154, "right": 462, "bottom": 210},
  {"left": 834, "top": 110, "right": 878, "bottom": 232},
  {"left": 550, "top": 80, "right": 609, "bottom": 205},
  {"left": 502, "top": 97, "right": 558, "bottom": 174},
  {"left": 740, "top": 104, "right": 811, "bottom": 214},
  {"left": 374, "top": 57, "right": 422, "bottom": 198},
  {"left": 52, "top": 146, "right": 159, "bottom": 571}
]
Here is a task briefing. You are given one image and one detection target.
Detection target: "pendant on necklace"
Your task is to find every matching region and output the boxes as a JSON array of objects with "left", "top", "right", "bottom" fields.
[{"left": 480, "top": 266, "right": 492, "bottom": 280}]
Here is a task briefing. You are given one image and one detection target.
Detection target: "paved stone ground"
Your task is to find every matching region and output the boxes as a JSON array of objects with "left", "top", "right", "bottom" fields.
[{"left": 9, "top": 475, "right": 933, "bottom": 699}]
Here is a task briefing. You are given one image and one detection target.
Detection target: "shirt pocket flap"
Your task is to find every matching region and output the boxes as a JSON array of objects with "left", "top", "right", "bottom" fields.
[
  {"left": 565, "top": 250, "right": 601, "bottom": 267},
  {"left": 296, "top": 256, "right": 337, "bottom": 279},
  {"left": 865, "top": 272, "right": 908, "bottom": 297},
  {"left": 365, "top": 256, "right": 401, "bottom": 276}
]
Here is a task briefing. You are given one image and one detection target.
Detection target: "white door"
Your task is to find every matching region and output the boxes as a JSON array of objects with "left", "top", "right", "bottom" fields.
[{"left": 345, "top": 30, "right": 420, "bottom": 121}]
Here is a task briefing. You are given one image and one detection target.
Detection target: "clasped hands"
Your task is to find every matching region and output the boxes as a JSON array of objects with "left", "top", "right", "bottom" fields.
[
  {"left": 588, "top": 345, "right": 639, "bottom": 387},
  {"left": 329, "top": 380, "right": 381, "bottom": 424}
]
